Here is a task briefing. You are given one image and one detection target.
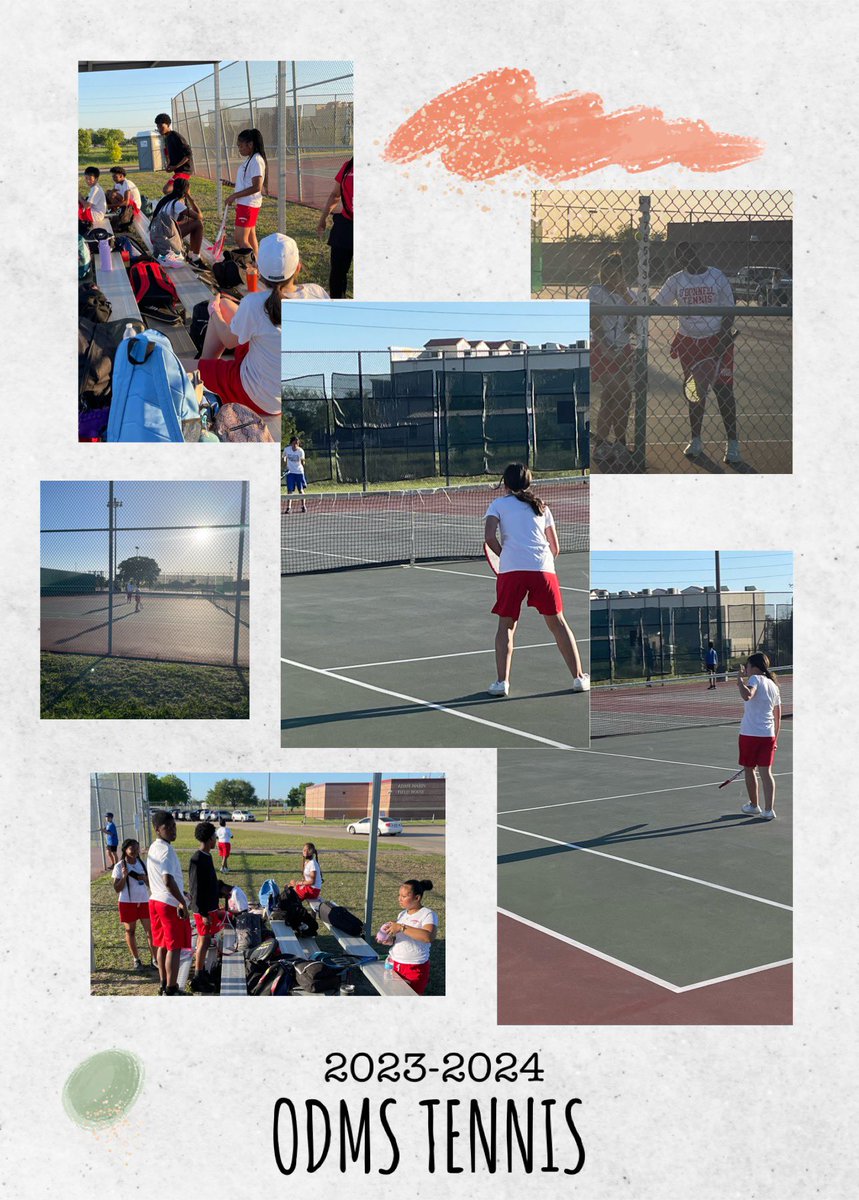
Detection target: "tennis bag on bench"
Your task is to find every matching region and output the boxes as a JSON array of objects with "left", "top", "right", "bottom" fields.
[
  {"left": 259, "top": 879, "right": 281, "bottom": 915},
  {"left": 107, "top": 329, "right": 200, "bottom": 443},
  {"left": 317, "top": 900, "right": 364, "bottom": 937},
  {"left": 212, "top": 247, "right": 257, "bottom": 291},
  {"left": 293, "top": 953, "right": 365, "bottom": 995},
  {"left": 234, "top": 910, "right": 263, "bottom": 953},
  {"left": 250, "top": 957, "right": 298, "bottom": 997},
  {"left": 129, "top": 258, "right": 185, "bottom": 325},
  {"left": 275, "top": 886, "right": 319, "bottom": 937}
]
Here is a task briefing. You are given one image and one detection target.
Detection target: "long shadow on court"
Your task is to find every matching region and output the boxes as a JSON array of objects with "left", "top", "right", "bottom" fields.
[
  {"left": 498, "top": 813, "right": 764, "bottom": 866},
  {"left": 281, "top": 687, "right": 577, "bottom": 731},
  {"left": 54, "top": 609, "right": 138, "bottom": 647}
]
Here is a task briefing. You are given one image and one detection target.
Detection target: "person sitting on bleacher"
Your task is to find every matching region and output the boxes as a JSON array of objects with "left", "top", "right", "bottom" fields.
[
  {"left": 384, "top": 879, "right": 438, "bottom": 995},
  {"left": 288, "top": 842, "right": 323, "bottom": 901},
  {"left": 109, "top": 166, "right": 142, "bottom": 220},
  {"left": 149, "top": 178, "right": 204, "bottom": 265},
  {"left": 79, "top": 166, "right": 107, "bottom": 228},
  {"left": 199, "top": 233, "right": 327, "bottom": 442}
]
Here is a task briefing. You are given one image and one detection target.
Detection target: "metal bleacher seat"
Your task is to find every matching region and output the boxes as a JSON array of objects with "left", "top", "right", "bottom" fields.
[
  {"left": 219, "top": 925, "right": 247, "bottom": 996},
  {"left": 93, "top": 252, "right": 141, "bottom": 324},
  {"left": 309, "top": 901, "right": 418, "bottom": 997}
]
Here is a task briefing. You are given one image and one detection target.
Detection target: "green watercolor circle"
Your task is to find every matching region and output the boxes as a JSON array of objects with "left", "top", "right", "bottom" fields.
[{"left": 63, "top": 1049, "right": 144, "bottom": 1130}]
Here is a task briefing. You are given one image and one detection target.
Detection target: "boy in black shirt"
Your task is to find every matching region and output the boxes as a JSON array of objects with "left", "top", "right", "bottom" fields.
[
  {"left": 189, "top": 821, "right": 222, "bottom": 994},
  {"left": 154, "top": 113, "right": 194, "bottom": 194}
]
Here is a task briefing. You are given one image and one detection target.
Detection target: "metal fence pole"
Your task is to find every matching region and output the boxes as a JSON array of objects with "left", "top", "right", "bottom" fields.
[
  {"left": 442, "top": 354, "right": 451, "bottom": 485},
  {"left": 358, "top": 351, "right": 367, "bottom": 491},
  {"left": 192, "top": 85, "right": 211, "bottom": 181},
  {"left": 363, "top": 773, "right": 383, "bottom": 938},
  {"left": 633, "top": 194, "right": 651, "bottom": 472},
  {"left": 714, "top": 551, "right": 725, "bottom": 669},
  {"left": 245, "top": 61, "right": 255, "bottom": 127},
  {"left": 214, "top": 63, "right": 223, "bottom": 218},
  {"left": 232, "top": 482, "right": 248, "bottom": 667},
  {"left": 291, "top": 63, "right": 303, "bottom": 204},
  {"left": 277, "top": 61, "right": 287, "bottom": 233},
  {"left": 107, "top": 483, "right": 115, "bottom": 655},
  {"left": 94, "top": 773, "right": 106, "bottom": 872}
]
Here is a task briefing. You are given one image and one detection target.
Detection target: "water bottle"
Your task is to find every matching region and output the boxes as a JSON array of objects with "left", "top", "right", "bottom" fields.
[
  {"left": 123, "top": 323, "right": 136, "bottom": 340},
  {"left": 384, "top": 956, "right": 395, "bottom": 982},
  {"left": 98, "top": 238, "right": 112, "bottom": 271}
]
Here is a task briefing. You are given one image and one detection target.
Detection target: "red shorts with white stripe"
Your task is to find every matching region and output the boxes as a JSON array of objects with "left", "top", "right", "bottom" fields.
[
  {"left": 148, "top": 900, "right": 192, "bottom": 951},
  {"left": 670, "top": 333, "right": 734, "bottom": 386},
  {"left": 492, "top": 571, "right": 563, "bottom": 619},
  {"left": 193, "top": 909, "right": 227, "bottom": 937},
  {"left": 234, "top": 204, "right": 260, "bottom": 228},
  {"left": 391, "top": 960, "right": 431, "bottom": 995},
  {"left": 738, "top": 734, "right": 777, "bottom": 768},
  {"left": 118, "top": 901, "right": 151, "bottom": 925}
]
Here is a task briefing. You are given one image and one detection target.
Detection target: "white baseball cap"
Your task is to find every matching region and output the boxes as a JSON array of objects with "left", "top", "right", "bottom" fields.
[{"left": 257, "top": 233, "right": 300, "bottom": 283}]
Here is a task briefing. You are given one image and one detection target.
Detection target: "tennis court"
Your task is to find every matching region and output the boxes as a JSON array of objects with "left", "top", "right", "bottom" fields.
[
  {"left": 41, "top": 591, "right": 249, "bottom": 668},
  {"left": 498, "top": 674, "right": 792, "bottom": 1024},
  {"left": 281, "top": 480, "right": 590, "bottom": 748}
]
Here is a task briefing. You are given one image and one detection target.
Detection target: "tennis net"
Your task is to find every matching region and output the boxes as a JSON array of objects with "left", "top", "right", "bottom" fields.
[
  {"left": 281, "top": 478, "right": 589, "bottom": 575},
  {"left": 590, "top": 667, "right": 793, "bottom": 738}
]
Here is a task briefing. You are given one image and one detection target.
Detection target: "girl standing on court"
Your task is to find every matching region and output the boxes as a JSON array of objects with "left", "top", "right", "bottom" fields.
[
  {"left": 289, "top": 843, "right": 323, "bottom": 901},
  {"left": 111, "top": 838, "right": 155, "bottom": 972},
  {"left": 589, "top": 253, "right": 635, "bottom": 466},
  {"left": 224, "top": 129, "right": 267, "bottom": 256},
  {"left": 384, "top": 879, "right": 438, "bottom": 995},
  {"left": 484, "top": 463, "right": 590, "bottom": 697},
  {"left": 737, "top": 653, "right": 781, "bottom": 820}
]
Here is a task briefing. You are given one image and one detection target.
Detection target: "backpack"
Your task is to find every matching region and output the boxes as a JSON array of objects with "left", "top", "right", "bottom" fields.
[
  {"left": 250, "top": 958, "right": 297, "bottom": 996},
  {"left": 79, "top": 282, "right": 112, "bottom": 325},
  {"left": 215, "top": 403, "right": 275, "bottom": 443},
  {"left": 212, "top": 247, "right": 256, "bottom": 292},
  {"left": 275, "top": 886, "right": 319, "bottom": 937},
  {"left": 129, "top": 259, "right": 184, "bottom": 325},
  {"left": 189, "top": 299, "right": 210, "bottom": 357},
  {"left": 78, "top": 235, "right": 93, "bottom": 282},
  {"left": 106, "top": 329, "right": 201, "bottom": 443},
  {"left": 234, "top": 910, "right": 263, "bottom": 953},
  {"left": 78, "top": 319, "right": 115, "bottom": 409},
  {"left": 247, "top": 938, "right": 283, "bottom": 968},
  {"left": 259, "top": 879, "right": 281, "bottom": 915},
  {"left": 149, "top": 199, "right": 185, "bottom": 258},
  {"left": 317, "top": 901, "right": 364, "bottom": 938},
  {"left": 85, "top": 225, "right": 115, "bottom": 252},
  {"left": 140, "top": 193, "right": 154, "bottom": 218},
  {"left": 293, "top": 953, "right": 364, "bottom": 995},
  {"left": 114, "top": 234, "right": 144, "bottom": 263}
]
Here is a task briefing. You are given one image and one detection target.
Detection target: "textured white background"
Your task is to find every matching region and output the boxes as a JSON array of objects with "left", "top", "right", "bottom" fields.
[{"left": 1, "top": 0, "right": 858, "bottom": 1194}]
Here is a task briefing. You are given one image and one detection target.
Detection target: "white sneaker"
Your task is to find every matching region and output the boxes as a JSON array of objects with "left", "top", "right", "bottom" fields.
[
  {"left": 724, "top": 439, "right": 742, "bottom": 464},
  {"left": 684, "top": 436, "right": 703, "bottom": 458},
  {"left": 572, "top": 673, "right": 590, "bottom": 693},
  {"left": 741, "top": 803, "right": 762, "bottom": 816},
  {"left": 487, "top": 680, "right": 509, "bottom": 697},
  {"left": 761, "top": 809, "right": 777, "bottom": 821}
]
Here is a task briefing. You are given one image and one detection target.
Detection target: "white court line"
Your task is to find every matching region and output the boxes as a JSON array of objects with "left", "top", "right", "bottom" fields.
[
  {"left": 282, "top": 658, "right": 578, "bottom": 749},
  {"left": 329, "top": 642, "right": 559, "bottom": 671},
  {"left": 498, "top": 908, "right": 792, "bottom": 995},
  {"left": 499, "top": 772, "right": 793, "bottom": 815},
  {"left": 411, "top": 564, "right": 585, "bottom": 592},
  {"left": 497, "top": 823, "right": 793, "bottom": 911}
]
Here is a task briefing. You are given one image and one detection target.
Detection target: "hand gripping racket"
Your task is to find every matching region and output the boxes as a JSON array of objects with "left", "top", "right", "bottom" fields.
[{"left": 684, "top": 332, "right": 737, "bottom": 405}]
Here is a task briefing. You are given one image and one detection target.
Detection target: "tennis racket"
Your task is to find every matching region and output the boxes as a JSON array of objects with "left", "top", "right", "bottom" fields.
[
  {"left": 484, "top": 543, "right": 501, "bottom": 576},
  {"left": 683, "top": 333, "right": 736, "bottom": 405},
  {"left": 208, "top": 210, "right": 229, "bottom": 263},
  {"left": 718, "top": 767, "right": 745, "bottom": 790}
]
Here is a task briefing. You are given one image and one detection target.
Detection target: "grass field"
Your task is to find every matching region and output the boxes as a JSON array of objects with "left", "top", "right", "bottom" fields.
[
  {"left": 41, "top": 653, "right": 249, "bottom": 719},
  {"left": 91, "top": 825, "right": 445, "bottom": 996},
  {"left": 79, "top": 165, "right": 351, "bottom": 296}
]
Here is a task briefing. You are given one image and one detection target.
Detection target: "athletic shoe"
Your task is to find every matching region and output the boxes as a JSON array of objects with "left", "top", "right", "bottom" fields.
[
  {"left": 132, "top": 958, "right": 144, "bottom": 972},
  {"left": 684, "top": 436, "right": 703, "bottom": 458},
  {"left": 761, "top": 809, "right": 777, "bottom": 821},
  {"left": 572, "top": 673, "right": 591, "bottom": 693},
  {"left": 741, "top": 803, "right": 762, "bottom": 816},
  {"left": 157, "top": 984, "right": 166, "bottom": 996},
  {"left": 488, "top": 681, "right": 509, "bottom": 697},
  {"left": 724, "top": 439, "right": 742, "bottom": 464},
  {"left": 190, "top": 972, "right": 216, "bottom": 995}
]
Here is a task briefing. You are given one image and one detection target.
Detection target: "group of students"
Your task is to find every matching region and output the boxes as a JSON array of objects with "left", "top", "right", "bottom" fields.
[
  {"left": 589, "top": 241, "right": 741, "bottom": 465},
  {"left": 106, "top": 809, "right": 438, "bottom": 995}
]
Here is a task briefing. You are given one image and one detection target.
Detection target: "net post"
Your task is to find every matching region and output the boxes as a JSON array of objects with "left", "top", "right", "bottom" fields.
[
  {"left": 232, "top": 482, "right": 248, "bottom": 667},
  {"left": 442, "top": 354, "right": 451, "bottom": 486},
  {"left": 358, "top": 351, "right": 367, "bottom": 492},
  {"left": 633, "top": 194, "right": 651, "bottom": 472}
]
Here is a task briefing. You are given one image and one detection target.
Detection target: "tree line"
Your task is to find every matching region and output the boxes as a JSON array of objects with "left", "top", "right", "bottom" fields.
[{"left": 146, "top": 774, "right": 313, "bottom": 811}]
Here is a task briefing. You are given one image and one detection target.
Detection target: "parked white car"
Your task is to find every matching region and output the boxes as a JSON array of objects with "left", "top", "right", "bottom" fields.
[
  {"left": 231, "top": 811, "right": 256, "bottom": 822},
  {"left": 346, "top": 815, "right": 404, "bottom": 836}
]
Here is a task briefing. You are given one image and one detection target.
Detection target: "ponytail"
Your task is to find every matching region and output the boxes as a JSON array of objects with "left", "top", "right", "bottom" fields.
[
  {"left": 500, "top": 463, "right": 546, "bottom": 516},
  {"left": 238, "top": 128, "right": 268, "bottom": 193},
  {"left": 263, "top": 279, "right": 289, "bottom": 327},
  {"left": 746, "top": 652, "right": 777, "bottom": 682}
]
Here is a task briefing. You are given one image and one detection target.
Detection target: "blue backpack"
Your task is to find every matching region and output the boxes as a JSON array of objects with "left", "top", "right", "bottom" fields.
[
  {"left": 259, "top": 879, "right": 281, "bottom": 915},
  {"left": 107, "top": 330, "right": 200, "bottom": 443}
]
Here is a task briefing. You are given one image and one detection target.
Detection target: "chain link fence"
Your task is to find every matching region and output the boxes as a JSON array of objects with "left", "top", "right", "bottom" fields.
[
  {"left": 282, "top": 347, "right": 589, "bottom": 487},
  {"left": 91, "top": 772, "right": 149, "bottom": 879},
  {"left": 590, "top": 589, "right": 793, "bottom": 683},
  {"left": 172, "top": 60, "right": 352, "bottom": 210},
  {"left": 41, "top": 481, "right": 249, "bottom": 668},
  {"left": 532, "top": 189, "right": 792, "bottom": 474}
]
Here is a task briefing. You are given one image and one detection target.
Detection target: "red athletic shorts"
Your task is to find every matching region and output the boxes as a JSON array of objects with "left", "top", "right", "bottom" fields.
[
  {"left": 492, "top": 571, "right": 563, "bottom": 619},
  {"left": 391, "top": 960, "right": 431, "bottom": 995},
  {"left": 738, "top": 734, "right": 777, "bottom": 768},
  {"left": 199, "top": 343, "right": 278, "bottom": 423},
  {"left": 234, "top": 204, "right": 260, "bottom": 228},
  {"left": 217, "top": 842, "right": 231, "bottom": 859},
  {"left": 118, "top": 901, "right": 150, "bottom": 924},
  {"left": 293, "top": 883, "right": 321, "bottom": 901},
  {"left": 591, "top": 342, "right": 633, "bottom": 384},
  {"left": 671, "top": 333, "right": 734, "bottom": 386},
  {"left": 148, "top": 900, "right": 192, "bottom": 951},
  {"left": 193, "top": 909, "right": 227, "bottom": 937}
]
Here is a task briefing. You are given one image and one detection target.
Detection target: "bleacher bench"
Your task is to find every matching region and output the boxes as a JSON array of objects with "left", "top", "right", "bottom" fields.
[
  {"left": 309, "top": 901, "right": 418, "bottom": 997},
  {"left": 94, "top": 252, "right": 141, "bottom": 323},
  {"left": 219, "top": 925, "right": 247, "bottom": 996}
]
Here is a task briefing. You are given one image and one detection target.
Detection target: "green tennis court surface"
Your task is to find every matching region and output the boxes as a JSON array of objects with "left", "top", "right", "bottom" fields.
[
  {"left": 498, "top": 724, "right": 792, "bottom": 1020},
  {"left": 282, "top": 555, "right": 589, "bottom": 748}
]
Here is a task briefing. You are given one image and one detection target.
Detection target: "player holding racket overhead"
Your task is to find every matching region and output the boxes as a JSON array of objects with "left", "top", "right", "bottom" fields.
[
  {"left": 737, "top": 653, "right": 781, "bottom": 820},
  {"left": 653, "top": 241, "right": 741, "bottom": 465},
  {"left": 483, "top": 464, "right": 589, "bottom": 698}
]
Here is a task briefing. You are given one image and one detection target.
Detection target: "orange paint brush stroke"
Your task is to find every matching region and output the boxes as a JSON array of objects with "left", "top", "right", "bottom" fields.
[{"left": 385, "top": 68, "right": 763, "bottom": 180}]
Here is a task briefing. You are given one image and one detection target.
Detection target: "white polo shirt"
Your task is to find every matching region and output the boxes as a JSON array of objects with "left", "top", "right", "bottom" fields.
[
  {"left": 388, "top": 907, "right": 438, "bottom": 965},
  {"left": 739, "top": 675, "right": 782, "bottom": 737},
  {"left": 484, "top": 495, "right": 556, "bottom": 574}
]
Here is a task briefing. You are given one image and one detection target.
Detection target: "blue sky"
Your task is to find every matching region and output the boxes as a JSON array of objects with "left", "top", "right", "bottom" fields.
[
  {"left": 282, "top": 301, "right": 589, "bottom": 380},
  {"left": 40, "top": 481, "right": 245, "bottom": 576},
  {"left": 153, "top": 772, "right": 444, "bottom": 801},
  {"left": 79, "top": 61, "right": 352, "bottom": 138},
  {"left": 590, "top": 551, "right": 793, "bottom": 595}
]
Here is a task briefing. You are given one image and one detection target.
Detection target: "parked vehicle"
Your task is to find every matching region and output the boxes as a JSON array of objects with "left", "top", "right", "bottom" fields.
[
  {"left": 231, "top": 810, "right": 256, "bottom": 822},
  {"left": 346, "top": 815, "right": 404, "bottom": 836},
  {"left": 729, "top": 265, "right": 792, "bottom": 306}
]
